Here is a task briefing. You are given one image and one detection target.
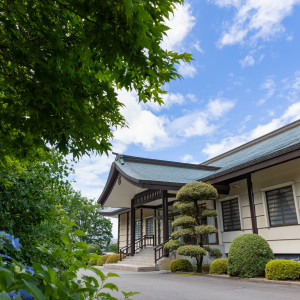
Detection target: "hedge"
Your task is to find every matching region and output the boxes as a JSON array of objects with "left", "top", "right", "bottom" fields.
[
  {"left": 265, "top": 259, "right": 300, "bottom": 280},
  {"left": 106, "top": 254, "right": 125, "bottom": 264},
  {"left": 209, "top": 258, "right": 228, "bottom": 274},
  {"left": 170, "top": 259, "right": 193, "bottom": 272},
  {"left": 88, "top": 254, "right": 102, "bottom": 266}
]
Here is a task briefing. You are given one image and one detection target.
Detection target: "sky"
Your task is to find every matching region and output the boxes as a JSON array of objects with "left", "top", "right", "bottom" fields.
[{"left": 71, "top": 0, "right": 300, "bottom": 238}]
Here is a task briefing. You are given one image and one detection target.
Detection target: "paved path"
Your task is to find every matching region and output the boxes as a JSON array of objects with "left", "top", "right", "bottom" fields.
[{"left": 79, "top": 268, "right": 300, "bottom": 300}]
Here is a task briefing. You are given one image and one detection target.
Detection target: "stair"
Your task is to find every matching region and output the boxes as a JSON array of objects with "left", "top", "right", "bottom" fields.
[{"left": 103, "top": 247, "right": 157, "bottom": 272}]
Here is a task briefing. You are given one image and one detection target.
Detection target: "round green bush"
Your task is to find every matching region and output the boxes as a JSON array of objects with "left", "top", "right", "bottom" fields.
[
  {"left": 177, "top": 245, "right": 206, "bottom": 257},
  {"left": 228, "top": 234, "right": 273, "bottom": 278},
  {"left": 170, "top": 259, "right": 193, "bottom": 272},
  {"left": 87, "top": 244, "right": 102, "bottom": 254},
  {"left": 101, "top": 254, "right": 111, "bottom": 263},
  {"left": 265, "top": 259, "right": 300, "bottom": 280},
  {"left": 209, "top": 258, "right": 228, "bottom": 274}
]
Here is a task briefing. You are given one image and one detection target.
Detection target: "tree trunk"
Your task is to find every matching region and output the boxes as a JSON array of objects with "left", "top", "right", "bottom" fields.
[{"left": 196, "top": 255, "right": 204, "bottom": 273}]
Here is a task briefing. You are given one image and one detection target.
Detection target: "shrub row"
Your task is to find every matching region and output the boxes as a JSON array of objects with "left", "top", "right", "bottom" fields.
[
  {"left": 88, "top": 253, "right": 124, "bottom": 266},
  {"left": 265, "top": 259, "right": 300, "bottom": 280},
  {"left": 209, "top": 258, "right": 228, "bottom": 274}
]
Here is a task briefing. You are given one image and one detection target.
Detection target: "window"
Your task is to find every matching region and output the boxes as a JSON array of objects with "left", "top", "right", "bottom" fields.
[
  {"left": 146, "top": 218, "right": 154, "bottom": 236},
  {"left": 221, "top": 198, "right": 241, "bottom": 232},
  {"left": 135, "top": 220, "right": 141, "bottom": 239},
  {"left": 266, "top": 186, "right": 298, "bottom": 227}
]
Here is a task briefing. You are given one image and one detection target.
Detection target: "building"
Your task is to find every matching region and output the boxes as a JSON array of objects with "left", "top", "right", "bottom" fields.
[{"left": 98, "top": 120, "right": 300, "bottom": 269}]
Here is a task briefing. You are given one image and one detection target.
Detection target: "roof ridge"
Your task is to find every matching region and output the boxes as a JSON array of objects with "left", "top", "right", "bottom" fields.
[
  {"left": 112, "top": 152, "right": 220, "bottom": 171},
  {"left": 201, "top": 119, "right": 300, "bottom": 165}
]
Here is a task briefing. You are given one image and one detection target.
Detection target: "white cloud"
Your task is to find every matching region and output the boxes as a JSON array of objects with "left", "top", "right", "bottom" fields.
[
  {"left": 213, "top": 0, "right": 300, "bottom": 47},
  {"left": 143, "top": 92, "right": 185, "bottom": 111},
  {"left": 169, "top": 98, "right": 235, "bottom": 137},
  {"left": 181, "top": 154, "right": 200, "bottom": 164},
  {"left": 193, "top": 41, "right": 204, "bottom": 53},
  {"left": 239, "top": 55, "right": 255, "bottom": 68},
  {"left": 203, "top": 101, "right": 300, "bottom": 158},
  {"left": 258, "top": 77, "right": 276, "bottom": 105},
  {"left": 161, "top": 3, "right": 196, "bottom": 51},
  {"left": 178, "top": 62, "right": 197, "bottom": 78}
]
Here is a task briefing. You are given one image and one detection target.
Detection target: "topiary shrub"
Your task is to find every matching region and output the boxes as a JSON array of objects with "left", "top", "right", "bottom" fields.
[
  {"left": 87, "top": 244, "right": 102, "bottom": 254},
  {"left": 170, "top": 259, "right": 193, "bottom": 272},
  {"left": 96, "top": 259, "right": 103, "bottom": 266},
  {"left": 105, "top": 254, "right": 125, "bottom": 264},
  {"left": 228, "top": 234, "right": 273, "bottom": 278},
  {"left": 209, "top": 258, "right": 228, "bottom": 274},
  {"left": 265, "top": 259, "right": 300, "bottom": 280},
  {"left": 88, "top": 254, "right": 102, "bottom": 266}
]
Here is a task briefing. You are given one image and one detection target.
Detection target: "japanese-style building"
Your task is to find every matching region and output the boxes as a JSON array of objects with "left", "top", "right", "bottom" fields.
[{"left": 98, "top": 120, "right": 300, "bottom": 270}]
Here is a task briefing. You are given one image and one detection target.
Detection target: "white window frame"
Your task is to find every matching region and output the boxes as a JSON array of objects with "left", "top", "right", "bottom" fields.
[
  {"left": 218, "top": 195, "right": 243, "bottom": 232},
  {"left": 261, "top": 181, "right": 300, "bottom": 228}
]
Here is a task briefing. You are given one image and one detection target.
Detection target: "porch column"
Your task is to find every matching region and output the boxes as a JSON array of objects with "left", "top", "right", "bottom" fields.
[
  {"left": 162, "top": 190, "right": 169, "bottom": 243},
  {"left": 126, "top": 212, "right": 129, "bottom": 248},
  {"left": 117, "top": 214, "right": 120, "bottom": 252},
  {"left": 154, "top": 208, "right": 156, "bottom": 246},
  {"left": 140, "top": 208, "right": 143, "bottom": 238},
  {"left": 130, "top": 199, "right": 136, "bottom": 255},
  {"left": 246, "top": 174, "right": 258, "bottom": 234}
]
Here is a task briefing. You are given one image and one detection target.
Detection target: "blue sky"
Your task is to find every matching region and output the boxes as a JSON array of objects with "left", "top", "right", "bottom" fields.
[{"left": 71, "top": 1, "right": 300, "bottom": 237}]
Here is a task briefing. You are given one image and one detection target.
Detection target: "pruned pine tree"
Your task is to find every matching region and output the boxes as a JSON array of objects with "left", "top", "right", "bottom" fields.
[{"left": 164, "top": 182, "right": 219, "bottom": 273}]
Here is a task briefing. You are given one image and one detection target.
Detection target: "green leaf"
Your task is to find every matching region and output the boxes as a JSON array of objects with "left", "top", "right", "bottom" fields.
[
  {"left": 106, "top": 272, "right": 119, "bottom": 278},
  {"left": 0, "top": 268, "right": 13, "bottom": 290},
  {"left": 103, "top": 283, "right": 119, "bottom": 292},
  {"left": 87, "top": 266, "right": 105, "bottom": 282},
  {"left": 23, "top": 280, "right": 46, "bottom": 300},
  {"left": 73, "top": 230, "right": 86, "bottom": 237},
  {"left": 0, "top": 292, "right": 11, "bottom": 300}
]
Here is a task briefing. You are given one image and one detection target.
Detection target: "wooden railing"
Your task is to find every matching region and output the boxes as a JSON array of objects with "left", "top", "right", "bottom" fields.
[
  {"left": 154, "top": 237, "right": 173, "bottom": 264},
  {"left": 119, "top": 235, "right": 154, "bottom": 261}
]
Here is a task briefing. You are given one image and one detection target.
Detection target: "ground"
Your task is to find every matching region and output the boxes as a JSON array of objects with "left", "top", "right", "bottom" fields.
[{"left": 79, "top": 268, "right": 300, "bottom": 300}]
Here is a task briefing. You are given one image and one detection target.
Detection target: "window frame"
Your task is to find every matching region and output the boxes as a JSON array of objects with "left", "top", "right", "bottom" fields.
[
  {"left": 218, "top": 195, "right": 243, "bottom": 232},
  {"left": 145, "top": 217, "right": 154, "bottom": 237},
  {"left": 261, "top": 182, "right": 300, "bottom": 228}
]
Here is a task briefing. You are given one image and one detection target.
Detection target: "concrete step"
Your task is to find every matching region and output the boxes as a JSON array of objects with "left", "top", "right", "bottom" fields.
[{"left": 104, "top": 263, "right": 157, "bottom": 272}]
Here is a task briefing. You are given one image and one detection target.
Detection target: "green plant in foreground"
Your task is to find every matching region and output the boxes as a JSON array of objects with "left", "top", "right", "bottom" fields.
[
  {"left": 0, "top": 219, "right": 139, "bottom": 299},
  {"left": 265, "top": 259, "right": 300, "bottom": 280},
  {"left": 228, "top": 234, "right": 273, "bottom": 278}
]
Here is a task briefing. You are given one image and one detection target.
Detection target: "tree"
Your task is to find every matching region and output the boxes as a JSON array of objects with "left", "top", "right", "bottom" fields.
[
  {"left": 164, "top": 182, "right": 219, "bottom": 272},
  {"left": 63, "top": 192, "right": 113, "bottom": 250},
  {"left": 0, "top": 0, "right": 192, "bottom": 158}
]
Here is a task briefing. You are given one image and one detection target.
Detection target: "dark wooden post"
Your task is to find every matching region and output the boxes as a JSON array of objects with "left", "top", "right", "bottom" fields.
[
  {"left": 140, "top": 208, "right": 143, "bottom": 240},
  {"left": 162, "top": 190, "right": 169, "bottom": 243},
  {"left": 126, "top": 212, "right": 129, "bottom": 249},
  {"left": 247, "top": 174, "right": 258, "bottom": 234},
  {"left": 131, "top": 199, "right": 136, "bottom": 255},
  {"left": 117, "top": 214, "right": 120, "bottom": 253},
  {"left": 154, "top": 208, "right": 156, "bottom": 246}
]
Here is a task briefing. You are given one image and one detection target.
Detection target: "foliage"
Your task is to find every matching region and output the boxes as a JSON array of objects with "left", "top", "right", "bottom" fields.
[
  {"left": 0, "top": 151, "right": 73, "bottom": 265},
  {"left": 203, "top": 246, "right": 223, "bottom": 260},
  {"left": 88, "top": 254, "right": 103, "bottom": 266},
  {"left": 209, "top": 258, "right": 228, "bottom": 275},
  {"left": 164, "top": 240, "right": 183, "bottom": 252},
  {"left": 228, "top": 234, "right": 274, "bottom": 278},
  {"left": 87, "top": 244, "right": 102, "bottom": 255},
  {"left": 0, "top": 225, "right": 138, "bottom": 299},
  {"left": 107, "top": 243, "right": 118, "bottom": 253},
  {"left": 172, "top": 216, "right": 196, "bottom": 227},
  {"left": 63, "top": 192, "right": 113, "bottom": 249},
  {"left": 101, "top": 255, "right": 111, "bottom": 264},
  {"left": 0, "top": 0, "right": 192, "bottom": 158},
  {"left": 170, "top": 259, "right": 193, "bottom": 273},
  {"left": 265, "top": 259, "right": 300, "bottom": 280},
  {"left": 177, "top": 245, "right": 206, "bottom": 257},
  {"left": 176, "top": 182, "right": 218, "bottom": 203},
  {"left": 172, "top": 182, "right": 219, "bottom": 272},
  {"left": 106, "top": 254, "right": 124, "bottom": 264}
]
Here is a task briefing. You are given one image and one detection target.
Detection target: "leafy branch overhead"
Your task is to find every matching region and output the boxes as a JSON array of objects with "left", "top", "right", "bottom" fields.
[{"left": 0, "top": 0, "right": 192, "bottom": 158}]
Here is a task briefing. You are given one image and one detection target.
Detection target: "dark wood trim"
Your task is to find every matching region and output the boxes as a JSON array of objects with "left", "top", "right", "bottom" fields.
[
  {"left": 117, "top": 214, "right": 120, "bottom": 253},
  {"left": 130, "top": 199, "right": 135, "bottom": 256},
  {"left": 126, "top": 212, "right": 129, "bottom": 248},
  {"left": 140, "top": 209, "right": 143, "bottom": 238},
  {"left": 162, "top": 190, "right": 169, "bottom": 245},
  {"left": 214, "top": 200, "right": 219, "bottom": 245},
  {"left": 247, "top": 174, "right": 258, "bottom": 234},
  {"left": 167, "top": 193, "right": 177, "bottom": 198}
]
